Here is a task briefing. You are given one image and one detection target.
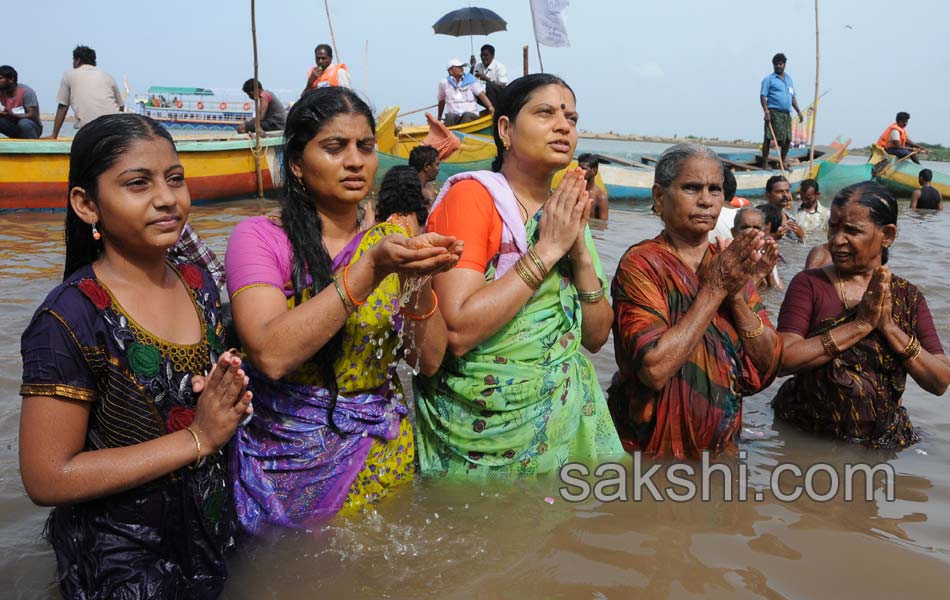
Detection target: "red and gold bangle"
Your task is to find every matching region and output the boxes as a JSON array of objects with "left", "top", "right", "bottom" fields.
[
  {"left": 342, "top": 263, "right": 368, "bottom": 307},
  {"left": 404, "top": 291, "right": 439, "bottom": 321}
]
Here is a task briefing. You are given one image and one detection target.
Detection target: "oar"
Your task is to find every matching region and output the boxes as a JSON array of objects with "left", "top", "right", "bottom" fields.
[
  {"left": 397, "top": 105, "right": 438, "bottom": 118},
  {"left": 766, "top": 119, "right": 787, "bottom": 177}
]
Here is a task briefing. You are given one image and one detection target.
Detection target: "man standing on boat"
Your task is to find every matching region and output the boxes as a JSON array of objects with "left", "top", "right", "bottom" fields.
[
  {"left": 877, "top": 112, "right": 928, "bottom": 165},
  {"left": 470, "top": 44, "right": 508, "bottom": 108},
  {"left": 303, "top": 44, "right": 350, "bottom": 94},
  {"left": 759, "top": 53, "right": 803, "bottom": 169},
  {"left": 237, "top": 79, "right": 286, "bottom": 133},
  {"left": 50, "top": 46, "right": 124, "bottom": 139},
  {"left": 0, "top": 65, "right": 42, "bottom": 139},
  {"left": 438, "top": 58, "right": 493, "bottom": 126}
]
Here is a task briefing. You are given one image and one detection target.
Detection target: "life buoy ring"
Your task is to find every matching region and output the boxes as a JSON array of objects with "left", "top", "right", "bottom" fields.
[
  {"left": 219, "top": 102, "right": 228, "bottom": 111},
  {"left": 196, "top": 101, "right": 204, "bottom": 110},
  {"left": 730, "top": 196, "right": 752, "bottom": 208},
  {"left": 174, "top": 99, "right": 183, "bottom": 108},
  {"left": 243, "top": 102, "right": 252, "bottom": 111}
]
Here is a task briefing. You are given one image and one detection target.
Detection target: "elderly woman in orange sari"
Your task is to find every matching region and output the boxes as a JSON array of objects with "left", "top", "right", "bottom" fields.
[{"left": 608, "top": 143, "right": 783, "bottom": 458}]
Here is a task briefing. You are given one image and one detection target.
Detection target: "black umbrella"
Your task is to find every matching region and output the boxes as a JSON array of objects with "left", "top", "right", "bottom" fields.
[{"left": 433, "top": 7, "right": 507, "bottom": 55}]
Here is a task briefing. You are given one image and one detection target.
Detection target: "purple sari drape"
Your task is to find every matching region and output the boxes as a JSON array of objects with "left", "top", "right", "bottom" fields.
[{"left": 231, "top": 230, "right": 406, "bottom": 533}]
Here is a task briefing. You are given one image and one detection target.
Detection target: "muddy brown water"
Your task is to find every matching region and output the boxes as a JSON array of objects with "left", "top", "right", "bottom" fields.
[{"left": 2, "top": 198, "right": 949, "bottom": 599}]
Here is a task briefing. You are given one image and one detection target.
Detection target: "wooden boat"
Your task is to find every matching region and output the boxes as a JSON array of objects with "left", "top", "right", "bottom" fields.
[
  {"left": 396, "top": 112, "right": 493, "bottom": 141},
  {"left": 132, "top": 86, "right": 254, "bottom": 130},
  {"left": 869, "top": 145, "right": 950, "bottom": 197},
  {"left": 375, "top": 106, "right": 495, "bottom": 180},
  {"left": 597, "top": 147, "right": 841, "bottom": 200},
  {"left": 0, "top": 135, "right": 283, "bottom": 211}
]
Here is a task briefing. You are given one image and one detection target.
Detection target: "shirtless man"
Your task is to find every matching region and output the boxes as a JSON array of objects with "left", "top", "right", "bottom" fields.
[
  {"left": 408, "top": 145, "right": 440, "bottom": 208},
  {"left": 577, "top": 153, "right": 609, "bottom": 221}
]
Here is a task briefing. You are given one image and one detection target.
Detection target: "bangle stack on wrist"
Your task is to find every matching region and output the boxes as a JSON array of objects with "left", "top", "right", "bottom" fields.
[
  {"left": 900, "top": 335, "right": 922, "bottom": 362},
  {"left": 514, "top": 246, "right": 549, "bottom": 291},
  {"left": 577, "top": 285, "right": 605, "bottom": 303},
  {"left": 820, "top": 330, "right": 842, "bottom": 358}
]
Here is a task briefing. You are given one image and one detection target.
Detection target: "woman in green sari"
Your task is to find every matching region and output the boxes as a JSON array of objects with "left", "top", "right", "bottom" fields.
[{"left": 416, "top": 74, "right": 624, "bottom": 476}]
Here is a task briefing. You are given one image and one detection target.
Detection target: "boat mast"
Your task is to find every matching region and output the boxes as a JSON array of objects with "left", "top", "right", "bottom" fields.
[
  {"left": 808, "top": 0, "right": 820, "bottom": 175},
  {"left": 251, "top": 0, "right": 264, "bottom": 207}
]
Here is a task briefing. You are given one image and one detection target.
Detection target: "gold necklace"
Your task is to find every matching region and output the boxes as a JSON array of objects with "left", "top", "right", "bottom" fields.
[{"left": 835, "top": 268, "right": 852, "bottom": 310}]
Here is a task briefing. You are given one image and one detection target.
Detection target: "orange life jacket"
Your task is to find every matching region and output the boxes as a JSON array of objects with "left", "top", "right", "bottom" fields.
[
  {"left": 308, "top": 63, "right": 348, "bottom": 89},
  {"left": 877, "top": 122, "right": 907, "bottom": 149}
]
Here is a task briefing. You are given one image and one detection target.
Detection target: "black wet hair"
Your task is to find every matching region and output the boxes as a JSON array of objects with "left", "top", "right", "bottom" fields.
[
  {"left": 280, "top": 86, "right": 376, "bottom": 430},
  {"left": 800, "top": 178, "right": 819, "bottom": 195},
  {"left": 376, "top": 165, "right": 428, "bottom": 225},
  {"left": 896, "top": 111, "right": 910, "bottom": 122},
  {"left": 722, "top": 166, "right": 737, "bottom": 202},
  {"left": 919, "top": 168, "right": 933, "bottom": 183},
  {"left": 314, "top": 44, "right": 332, "bottom": 58},
  {"left": 831, "top": 181, "right": 898, "bottom": 264},
  {"left": 757, "top": 202, "right": 784, "bottom": 234},
  {"left": 242, "top": 78, "right": 262, "bottom": 95},
  {"left": 73, "top": 45, "right": 97, "bottom": 66},
  {"left": 772, "top": 52, "right": 787, "bottom": 64},
  {"left": 408, "top": 145, "right": 439, "bottom": 172},
  {"left": 765, "top": 174, "right": 788, "bottom": 194},
  {"left": 0, "top": 65, "right": 16, "bottom": 82},
  {"left": 491, "top": 73, "right": 575, "bottom": 172},
  {"left": 577, "top": 153, "right": 599, "bottom": 169},
  {"left": 63, "top": 114, "right": 175, "bottom": 279}
]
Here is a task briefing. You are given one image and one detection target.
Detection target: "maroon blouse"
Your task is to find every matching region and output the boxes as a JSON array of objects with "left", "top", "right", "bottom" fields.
[{"left": 777, "top": 268, "right": 944, "bottom": 355}]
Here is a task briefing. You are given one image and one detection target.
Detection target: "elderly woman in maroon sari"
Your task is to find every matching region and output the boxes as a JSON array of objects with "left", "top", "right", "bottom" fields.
[
  {"left": 608, "top": 143, "right": 783, "bottom": 459},
  {"left": 773, "top": 182, "right": 950, "bottom": 448}
]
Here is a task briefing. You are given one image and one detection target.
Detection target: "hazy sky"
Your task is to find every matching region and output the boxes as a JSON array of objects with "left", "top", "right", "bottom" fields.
[{"left": 7, "top": 0, "right": 948, "bottom": 146}]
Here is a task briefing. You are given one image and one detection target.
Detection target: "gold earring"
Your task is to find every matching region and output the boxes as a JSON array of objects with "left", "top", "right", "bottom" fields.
[{"left": 502, "top": 138, "right": 511, "bottom": 150}]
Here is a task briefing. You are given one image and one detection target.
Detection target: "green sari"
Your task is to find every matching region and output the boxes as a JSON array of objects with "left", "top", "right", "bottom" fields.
[{"left": 415, "top": 216, "right": 624, "bottom": 477}]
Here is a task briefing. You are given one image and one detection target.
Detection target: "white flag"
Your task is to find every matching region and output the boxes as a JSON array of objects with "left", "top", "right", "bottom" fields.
[{"left": 530, "top": 0, "right": 571, "bottom": 48}]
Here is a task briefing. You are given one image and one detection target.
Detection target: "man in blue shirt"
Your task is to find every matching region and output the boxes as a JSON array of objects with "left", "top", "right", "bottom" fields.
[{"left": 759, "top": 53, "right": 803, "bottom": 169}]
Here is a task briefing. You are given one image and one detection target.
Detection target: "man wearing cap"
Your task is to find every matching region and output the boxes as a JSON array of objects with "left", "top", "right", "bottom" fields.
[
  {"left": 438, "top": 58, "right": 493, "bottom": 126},
  {"left": 759, "top": 52, "right": 803, "bottom": 169}
]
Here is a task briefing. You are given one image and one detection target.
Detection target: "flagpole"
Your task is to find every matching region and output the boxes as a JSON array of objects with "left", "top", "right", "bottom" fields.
[
  {"left": 324, "top": 0, "right": 340, "bottom": 62},
  {"left": 250, "top": 0, "right": 264, "bottom": 209},
  {"left": 808, "top": 0, "right": 820, "bottom": 175},
  {"left": 528, "top": 0, "right": 545, "bottom": 72}
]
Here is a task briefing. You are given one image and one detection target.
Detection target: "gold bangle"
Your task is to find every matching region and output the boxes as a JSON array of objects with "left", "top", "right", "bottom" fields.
[
  {"left": 739, "top": 311, "right": 766, "bottom": 339},
  {"left": 333, "top": 277, "right": 355, "bottom": 312},
  {"left": 525, "top": 247, "right": 549, "bottom": 279},
  {"left": 184, "top": 426, "right": 201, "bottom": 466},
  {"left": 577, "top": 285, "right": 605, "bottom": 303},
  {"left": 514, "top": 257, "right": 542, "bottom": 290},
  {"left": 820, "top": 330, "right": 841, "bottom": 358},
  {"left": 901, "top": 335, "right": 922, "bottom": 362}
]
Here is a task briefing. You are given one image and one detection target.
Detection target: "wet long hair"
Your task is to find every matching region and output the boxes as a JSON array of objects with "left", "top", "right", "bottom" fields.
[
  {"left": 491, "top": 73, "right": 575, "bottom": 172},
  {"left": 280, "top": 87, "right": 376, "bottom": 430},
  {"left": 376, "top": 165, "right": 428, "bottom": 224},
  {"left": 831, "top": 181, "right": 898, "bottom": 264},
  {"left": 63, "top": 113, "right": 175, "bottom": 280}
]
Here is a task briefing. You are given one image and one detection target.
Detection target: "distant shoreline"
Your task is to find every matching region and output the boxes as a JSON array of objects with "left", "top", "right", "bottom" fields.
[{"left": 578, "top": 131, "right": 759, "bottom": 149}]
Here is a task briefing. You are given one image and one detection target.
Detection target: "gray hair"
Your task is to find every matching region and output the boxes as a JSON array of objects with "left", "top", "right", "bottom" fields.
[
  {"left": 653, "top": 143, "right": 722, "bottom": 189},
  {"left": 733, "top": 207, "right": 763, "bottom": 227}
]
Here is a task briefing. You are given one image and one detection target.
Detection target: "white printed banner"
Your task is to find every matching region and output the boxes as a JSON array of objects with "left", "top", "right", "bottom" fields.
[{"left": 530, "top": 0, "right": 571, "bottom": 48}]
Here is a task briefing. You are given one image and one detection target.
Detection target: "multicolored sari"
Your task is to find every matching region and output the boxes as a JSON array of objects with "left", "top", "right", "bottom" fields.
[
  {"left": 415, "top": 211, "right": 624, "bottom": 477},
  {"left": 20, "top": 261, "right": 233, "bottom": 599},
  {"left": 228, "top": 220, "right": 414, "bottom": 533},
  {"left": 607, "top": 233, "right": 782, "bottom": 458},
  {"left": 772, "top": 276, "right": 932, "bottom": 448}
]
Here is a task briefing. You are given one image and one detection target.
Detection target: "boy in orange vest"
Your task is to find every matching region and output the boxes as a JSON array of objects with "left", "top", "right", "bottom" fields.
[{"left": 302, "top": 44, "right": 350, "bottom": 96}]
